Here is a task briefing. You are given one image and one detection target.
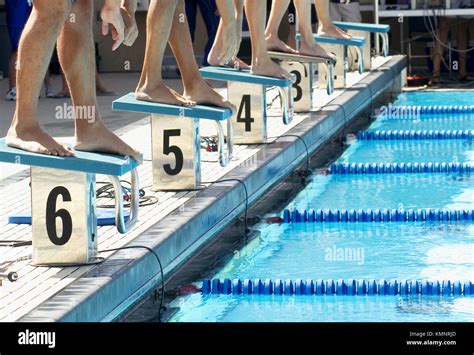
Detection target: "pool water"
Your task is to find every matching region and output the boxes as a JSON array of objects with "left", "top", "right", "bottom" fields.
[{"left": 169, "top": 91, "right": 474, "bottom": 322}]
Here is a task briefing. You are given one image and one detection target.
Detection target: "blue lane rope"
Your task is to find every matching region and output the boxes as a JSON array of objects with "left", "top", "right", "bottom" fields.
[
  {"left": 282, "top": 208, "right": 474, "bottom": 223},
  {"left": 329, "top": 162, "right": 472, "bottom": 175},
  {"left": 202, "top": 278, "right": 474, "bottom": 296},
  {"left": 357, "top": 129, "right": 473, "bottom": 141},
  {"left": 377, "top": 105, "right": 474, "bottom": 115}
]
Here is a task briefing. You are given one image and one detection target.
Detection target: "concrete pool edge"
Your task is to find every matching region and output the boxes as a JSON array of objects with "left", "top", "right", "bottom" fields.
[{"left": 19, "top": 56, "right": 406, "bottom": 322}]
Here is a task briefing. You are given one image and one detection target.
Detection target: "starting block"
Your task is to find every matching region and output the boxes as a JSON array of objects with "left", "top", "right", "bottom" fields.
[
  {"left": 333, "top": 22, "right": 390, "bottom": 71},
  {"left": 199, "top": 67, "right": 294, "bottom": 144},
  {"left": 113, "top": 93, "right": 233, "bottom": 190},
  {"left": 297, "top": 33, "right": 366, "bottom": 88},
  {"left": 269, "top": 51, "right": 335, "bottom": 112},
  {"left": 0, "top": 139, "right": 140, "bottom": 266}
]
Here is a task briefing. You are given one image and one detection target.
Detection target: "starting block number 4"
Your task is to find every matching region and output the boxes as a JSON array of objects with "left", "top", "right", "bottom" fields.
[
  {"left": 229, "top": 83, "right": 266, "bottom": 144},
  {"left": 228, "top": 82, "right": 293, "bottom": 144},
  {"left": 32, "top": 167, "right": 98, "bottom": 266}
]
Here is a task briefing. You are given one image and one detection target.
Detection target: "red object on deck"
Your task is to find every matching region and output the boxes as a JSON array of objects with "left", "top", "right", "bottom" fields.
[
  {"left": 179, "top": 284, "right": 201, "bottom": 295},
  {"left": 265, "top": 216, "right": 283, "bottom": 224},
  {"left": 407, "top": 75, "right": 429, "bottom": 87}
]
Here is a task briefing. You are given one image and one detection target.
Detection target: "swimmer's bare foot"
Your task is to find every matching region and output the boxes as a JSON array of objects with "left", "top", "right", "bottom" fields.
[
  {"left": 228, "top": 57, "right": 251, "bottom": 70},
  {"left": 251, "top": 57, "right": 292, "bottom": 80},
  {"left": 135, "top": 82, "right": 195, "bottom": 106},
  {"left": 318, "top": 25, "right": 352, "bottom": 40},
  {"left": 75, "top": 121, "right": 142, "bottom": 164},
  {"left": 299, "top": 41, "right": 337, "bottom": 61},
  {"left": 6, "top": 121, "right": 74, "bottom": 157},
  {"left": 265, "top": 35, "right": 298, "bottom": 54},
  {"left": 336, "top": 27, "right": 352, "bottom": 39},
  {"left": 184, "top": 80, "right": 235, "bottom": 111}
]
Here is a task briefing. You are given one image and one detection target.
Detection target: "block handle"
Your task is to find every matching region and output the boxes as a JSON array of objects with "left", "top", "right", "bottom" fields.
[
  {"left": 322, "top": 62, "right": 335, "bottom": 95},
  {"left": 108, "top": 168, "right": 139, "bottom": 234},
  {"left": 277, "top": 86, "right": 294, "bottom": 125},
  {"left": 381, "top": 33, "right": 389, "bottom": 57},
  {"left": 355, "top": 46, "right": 365, "bottom": 74},
  {"left": 214, "top": 120, "right": 233, "bottom": 167}
]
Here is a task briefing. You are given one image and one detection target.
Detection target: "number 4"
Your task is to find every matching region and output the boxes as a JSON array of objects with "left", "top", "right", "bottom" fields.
[{"left": 237, "top": 95, "right": 254, "bottom": 132}]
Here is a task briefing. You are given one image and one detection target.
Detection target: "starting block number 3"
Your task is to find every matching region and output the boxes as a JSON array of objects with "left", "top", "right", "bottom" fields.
[{"left": 281, "top": 62, "right": 312, "bottom": 113}]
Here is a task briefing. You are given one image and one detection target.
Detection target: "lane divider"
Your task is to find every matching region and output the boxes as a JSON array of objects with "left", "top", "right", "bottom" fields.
[
  {"left": 377, "top": 105, "right": 474, "bottom": 115},
  {"left": 357, "top": 129, "right": 473, "bottom": 141},
  {"left": 202, "top": 278, "right": 474, "bottom": 296},
  {"left": 329, "top": 162, "right": 472, "bottom": 175},
  {"left": 282, "top": 208, "right": 474, "bottom": 223}
]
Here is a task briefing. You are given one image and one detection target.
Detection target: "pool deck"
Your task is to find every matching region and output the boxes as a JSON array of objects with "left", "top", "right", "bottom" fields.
[{"left": 0, "top": 55, "right": 405, "bottom": 322}]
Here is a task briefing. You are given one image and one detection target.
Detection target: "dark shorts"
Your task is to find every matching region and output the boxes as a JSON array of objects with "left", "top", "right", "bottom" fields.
[{"left": 5, "top": 0, "right": 32, "bottom": 51}]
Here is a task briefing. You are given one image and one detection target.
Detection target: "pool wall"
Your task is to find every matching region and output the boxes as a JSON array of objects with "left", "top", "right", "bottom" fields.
[{"left": 20, "top": 56, "right": 407, "bottom": 322}]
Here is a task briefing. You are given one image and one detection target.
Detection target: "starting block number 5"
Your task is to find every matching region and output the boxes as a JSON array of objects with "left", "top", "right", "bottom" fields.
[
  {"left": 152, "top": 115, "right": 201, "bottom": 190},
  {"left": 163, "top": 129, "right": 184, "bottom": 176}
]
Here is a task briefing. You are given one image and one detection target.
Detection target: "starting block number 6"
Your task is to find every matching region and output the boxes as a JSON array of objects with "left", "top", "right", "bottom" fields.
[
  {"left": 45, "top": 186, "right": 73, "bottom": 246},
  {"left": 32, "top": 167, "right": 97, "bottom": 265}
]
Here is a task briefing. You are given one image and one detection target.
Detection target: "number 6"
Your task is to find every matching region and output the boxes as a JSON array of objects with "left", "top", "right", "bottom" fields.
[{"left": 46, "top": 186, "right": 73, "bottom": 246}]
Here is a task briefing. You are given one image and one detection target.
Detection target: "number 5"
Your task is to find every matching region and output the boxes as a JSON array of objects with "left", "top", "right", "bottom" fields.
[{"left": 163, "top": 129, "right": 184, "bottom": 176}]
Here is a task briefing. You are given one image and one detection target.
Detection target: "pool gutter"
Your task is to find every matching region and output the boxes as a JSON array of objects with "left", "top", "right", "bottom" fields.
[{"left": 20, "top": 56, "right": 406, "bottom": 322}]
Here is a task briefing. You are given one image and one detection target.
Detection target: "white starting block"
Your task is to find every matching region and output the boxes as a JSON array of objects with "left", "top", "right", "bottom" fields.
[
  {"left": 268, "top": 51, "right": 336, "bottom": 112},
  {"left": 333, "top": 22, "right": 391, "bottom": 71},
  {"left": 199, "top": 67, "right": 294, "bottom": 144},
  {"left": 0, "top": 139, "right": 140, "bottom": 266},
  {"left": 113, "top": 93, "right": 233, "bottom": 191},
  {"left": 296, "top": 33, "right": 366, "bottom": 89}
]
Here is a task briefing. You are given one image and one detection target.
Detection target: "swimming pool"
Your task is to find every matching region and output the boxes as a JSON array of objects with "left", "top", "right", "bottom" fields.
[{"left": 168, "top": 91, "right": 474, "bottom": 322}]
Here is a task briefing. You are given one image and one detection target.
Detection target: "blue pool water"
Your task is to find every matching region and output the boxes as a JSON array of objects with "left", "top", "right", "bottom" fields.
[
  {"left": 169, "top": 91, "right": 474, "bottom": 322},
  {"left": 393, "top": 91, "right": 474, "bottom": 107}
]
